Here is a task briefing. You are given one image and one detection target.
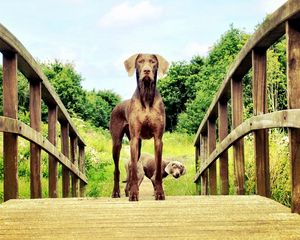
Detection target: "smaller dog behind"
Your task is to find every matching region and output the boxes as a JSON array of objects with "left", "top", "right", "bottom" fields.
[{"left": 124, "top": 154, "right": 186, "bottom": 197}]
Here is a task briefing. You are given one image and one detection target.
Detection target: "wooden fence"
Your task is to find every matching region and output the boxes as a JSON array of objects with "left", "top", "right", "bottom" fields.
[
  {"left": 194, "top": 0, "right": 300, "bottom": 214},
  {"left": 0, "top": 24, "right": 87, "bottom": 201}
]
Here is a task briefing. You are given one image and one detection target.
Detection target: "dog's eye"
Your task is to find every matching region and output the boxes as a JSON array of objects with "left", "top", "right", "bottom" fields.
[
  {"left": 149, "top": 59, "right": 156, "bottom": 64},
  {"left": 138, "top": 59, "right": 145, "bottom": 64}
]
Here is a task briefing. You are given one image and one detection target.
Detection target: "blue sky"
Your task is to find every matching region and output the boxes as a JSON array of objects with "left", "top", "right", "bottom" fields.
[{"left": 1, "top": 0, "right": 286, "bottom": 99}]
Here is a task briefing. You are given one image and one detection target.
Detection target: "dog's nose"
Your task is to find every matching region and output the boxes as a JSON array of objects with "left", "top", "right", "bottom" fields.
[
  {"left": 144, "top": 69, "right": 150, "bottom": 75},
  {"left": 174, "top": 173, "right": 180, "bottom": 178}
]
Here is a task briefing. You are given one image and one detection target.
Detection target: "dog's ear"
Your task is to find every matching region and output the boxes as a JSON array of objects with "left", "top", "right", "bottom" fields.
[
  {"left": 124, "top": 54, "right": 139, "bottom": 77},
  {"left": 164, "top": 162, "right": 172, "bottom": 174},
  {"left": 181, "top": 165, "right": 186, "bottom": 175},
  {"left": 156, "top": 54, "right": 169, "bottom": 78}
]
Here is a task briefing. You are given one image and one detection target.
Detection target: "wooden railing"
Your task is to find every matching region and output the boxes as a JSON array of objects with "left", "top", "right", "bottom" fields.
[
  {"left": 0, "top": 24, "right": 87, "bottom": 201},
  {"left": 194, "top": 0, "right": 300, "bottom": 214}
]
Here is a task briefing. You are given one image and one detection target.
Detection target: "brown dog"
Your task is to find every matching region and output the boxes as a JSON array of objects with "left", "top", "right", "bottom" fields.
[
  {"left": 110, "top": 54, "right": 169, "bottom": 201},
  {"left": 124, "top": 154, "right": 186, "bottom": 197}
]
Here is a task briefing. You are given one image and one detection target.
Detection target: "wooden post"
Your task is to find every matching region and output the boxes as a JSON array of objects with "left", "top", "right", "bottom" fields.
[
  {"left": 79, "top": 145, "right": 85, "bottom": 197},
  {"left": 231, "top": 77, "right": 245, "bottom": 195},
  {"left": 208, "top": 119, "right": 217, "bottom": 195},
  {"left": 61, "top": 122, "right": 70, "bottom": 198},
  {"left": 71, "top": 136, "right": 79, "bottom": 197},
  {"left": 218, "top": 100, "right": 229, "bottom": 195},
  {"left": 287, "top": 20, "right": 300, "bottom": 214},
  {"left": 195, "top": 145, "right": 201, "bottom": 195},
  {"left": 30, "top": 81, "right": 42, "bottom": 198},
  {"left": 48, "top": 105, "right": 58, "bottom": 198},
  {"left": 3, "top": 52, "right": 18, "bottom": 201},
  {"left": 252, "top": 48, "right": 270, "bottom": 198},
  {"left": 200, "top": 134, "right": 208, "bottom": 195}
]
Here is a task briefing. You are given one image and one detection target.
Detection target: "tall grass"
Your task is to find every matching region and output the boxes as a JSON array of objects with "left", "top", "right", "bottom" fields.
[{"left": 0, "top": 118, "right": 292, "bottom": 208}]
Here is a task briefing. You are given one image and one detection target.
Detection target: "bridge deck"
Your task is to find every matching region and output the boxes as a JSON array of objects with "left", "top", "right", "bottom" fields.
[{"left": 1, "top": 195, "right": 300, "bottom": 239}]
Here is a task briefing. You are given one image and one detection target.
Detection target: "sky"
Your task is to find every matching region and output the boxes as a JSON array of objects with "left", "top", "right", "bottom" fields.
[{"left": 1, "top": 0, "right": 286, "bottom": 99}]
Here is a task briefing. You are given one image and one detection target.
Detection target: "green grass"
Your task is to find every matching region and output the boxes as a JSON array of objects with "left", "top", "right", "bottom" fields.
[{"left": 0, "top": 118, "right": 292, "bottom": 207}]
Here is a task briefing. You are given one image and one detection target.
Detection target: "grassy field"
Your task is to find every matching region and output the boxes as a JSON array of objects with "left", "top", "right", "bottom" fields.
[{"left": 0, "top": 118, "right": 291, "bottom": 207}]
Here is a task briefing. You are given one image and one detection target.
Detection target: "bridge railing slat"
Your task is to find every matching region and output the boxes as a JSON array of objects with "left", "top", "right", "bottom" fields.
[
  {"left": 0, "top": 25, "right": 87, "bottom": 201},
  {"left": 194, "top": 0, "right": 300, "bottom": 214}
]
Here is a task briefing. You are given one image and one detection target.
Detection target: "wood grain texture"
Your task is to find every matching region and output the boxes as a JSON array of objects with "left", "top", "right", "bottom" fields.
[
  {"left": 252, "top": 48, "right": 270, "bottom": 198},
  {"left": 48, "top": 105, "right": 58, "bottom": 198},
  {"left": 1, "top": 196, "right": 300, "bottom": 239},
  {"left": 231, "top": 77, "right": 245, "bottom": 195},
  {"left": 61, "top": 122, "right": 70, "bottom": 198},
  {"left": 3, "top": 52, "right": 18, "bottom": 201},
  {"left": 200, "top": 134, "right": 208, "bottom": 195},
  {"left": 208, "top": 120, "right": 217, "bottom": 195},
  {"left": 287, "top": 19, "right": 300, "bottom": 214},
  {"left": 194, "top": 109, "right": 300, "bottom": 183},
  {"left": 70, "top": 136, "right": 78, "bottom": 197},
  {"left": 0, "top": 116, "right": 87, "bottom": 183},
  {"left": 218, "top": 100, "right": 229, "bottom": 195},
  {"left": 30, "top": 81, "right": 42, "bottom": 198}
]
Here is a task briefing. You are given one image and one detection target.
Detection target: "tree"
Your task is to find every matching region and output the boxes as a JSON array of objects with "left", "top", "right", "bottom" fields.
[{"left": 176, "top": 25, "right": 250, "bottom": 133}]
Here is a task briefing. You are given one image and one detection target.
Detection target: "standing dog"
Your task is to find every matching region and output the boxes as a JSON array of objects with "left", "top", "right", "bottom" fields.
[{"left": 110, "top": 54, "right": 169, "bottom": 201}]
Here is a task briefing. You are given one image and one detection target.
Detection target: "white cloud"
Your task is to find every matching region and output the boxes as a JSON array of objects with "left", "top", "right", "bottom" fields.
[
  {"left": 260, "top": 0, "right": 287, "bottom": 14},
  {"left": 99, "top": 1, "right": 163, "bottom": 28},
  {"left": 181, "top": 42, "right": 210, "bottom": 59}
]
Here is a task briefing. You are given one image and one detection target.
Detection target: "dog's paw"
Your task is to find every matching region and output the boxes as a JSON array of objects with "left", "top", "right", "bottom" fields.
[
  {"left": 155, "top": 191, "right": 165, "bottom": 200},
  {"left": 112, "top": 190, "right": 121, "bottom": 198},
  {"left": 129, "top": 192, "right": 139, "bottom": 201}
]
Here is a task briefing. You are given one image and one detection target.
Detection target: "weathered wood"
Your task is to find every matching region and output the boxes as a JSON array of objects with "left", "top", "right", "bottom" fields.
[
  {"left": 3, "top": 52, "right": 18, "bottom": 201},
  {"left": 70, "top": 136, "right": 78, "bottom": 197},
  {"left": 61, "top": 122, "right": 70, "bottom": 198},
  {"left": 1, "top": 196, "right": 300, "bottom": 239},
  {"left": 218, "top": 100, "right": 229, "bottom": 195},
  {"left": 200, "top": 134, "right": 208, "bottom": 195},
  {"left": 194, "top": 0, "right": 300, "bottom": 146},
  {"left": 252, "top": 48, "right": 270, "bottom": 198},
  {"left": 0, "top": 116, "right": 87, "bottom": 183},
  {"left": 287, "top": 19, "right": 300, "bottom": 214},
  {"left": 231, "top": 77, "right": 245, "bottom": 195},
  {"left": 195, "top": 146, "right": 201, "bottom": 194},
  {"left": 0, "top": 24, "right": 85, "bottom": 147},
  {"left": 48, "top": 105, "right": 58, "bottom": 198},
  {"left": 208, "top": 120, "right": 217, "bottom": 195},
  {"left": 79, "top": 146, "right": 86, "bottom": 197},
  {"left": 30, "top": 81, "right": 42, "bottom": 198},
  {"left": 194, "top": 110, "right": 300, "bottom": 182}
]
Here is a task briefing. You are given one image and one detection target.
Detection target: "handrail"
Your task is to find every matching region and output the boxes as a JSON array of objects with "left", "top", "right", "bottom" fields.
[
  {"left": 193, "top": 0, "right": 300, "bottom": 214},
  {"left": 0, "top": 23, "right": 87, "bottom": 201}
]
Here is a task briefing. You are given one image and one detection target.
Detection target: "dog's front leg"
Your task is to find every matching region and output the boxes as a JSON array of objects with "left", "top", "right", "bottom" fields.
[
  {"left": 154, "top": 137, "right": 165, "bottom": 200},
  {"left": 129, "top": 137, "right": 139, "bottom": 201}
]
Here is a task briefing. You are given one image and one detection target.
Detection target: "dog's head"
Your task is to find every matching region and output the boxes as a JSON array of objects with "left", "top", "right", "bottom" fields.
[
  {"left": 165, "top": 161, "right": 186, "bottom": 179},
  {"left": 124, "top": 54, "right": 169, "bottom": 82}
]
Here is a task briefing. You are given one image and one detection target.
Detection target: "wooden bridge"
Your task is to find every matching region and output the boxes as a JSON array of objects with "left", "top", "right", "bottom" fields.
[{"left": 1, "top": 0, "right": 300, "bottom": 239}]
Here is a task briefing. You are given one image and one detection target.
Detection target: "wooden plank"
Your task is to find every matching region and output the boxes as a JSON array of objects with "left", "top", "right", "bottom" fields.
[
  {"left": 195, "top": 146, "right": 201, "bottom": 194},
  {"left": 200, "top": 134, "right": 208, "bottom": 195},
  {"left": 231, "top": 77, "right": 245, "bottom": 195},
  {"left": 194, "top": 0, "right": 300, "bottom": 146},
  {"left": 79, "top": 146, "right": 86, "bottom": 197},
  {"left": 252, "top": 48, "right": 270, "bottom": 198},
  {"left": 208, "top": 120, "right": 217, "bottom": 195},
  {"left": 48, "top": 105, "right": 58, "bottom": 198},
  {"left": 0, "top": 116, "right": 87, "bottom": 183},
  {"left": 218, "top": 100, "right": 229, "bottom": 195},
  {"left": 287, "top": 19, "right": 300, "bottom": 214},
  {"left": 30, "top": 81, "right": 42, "bottom": 198},
  {"left": 70, "top": 136, "right": 78, "bottom": 197},
  {"left": 1, "top": 196, "right": 300, "bottom": 239},
  {"left": 61, "top": 122, "right": 70, "bottom": 198},
  {"left": 2, "top": 52, "right": 18, "bottom": 201}
]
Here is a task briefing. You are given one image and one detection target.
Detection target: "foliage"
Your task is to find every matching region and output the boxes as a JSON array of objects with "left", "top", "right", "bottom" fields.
[
  {"left": 175, "top": 25, "right": 250, "bottom": 133},
  {"left": 158, "top": 56, "right": 204, "bottom": 131}
]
